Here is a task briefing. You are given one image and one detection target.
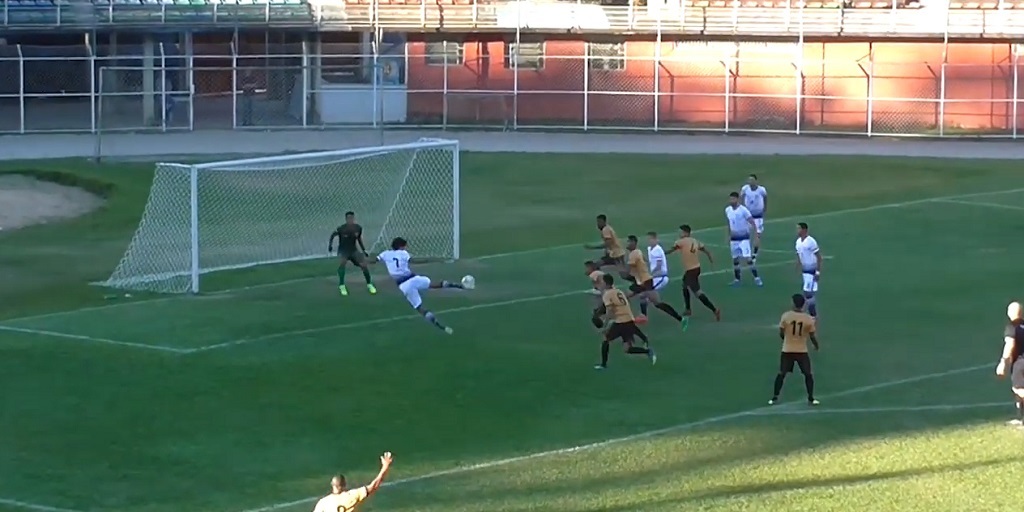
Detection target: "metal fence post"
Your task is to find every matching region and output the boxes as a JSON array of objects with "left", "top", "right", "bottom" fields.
[
  {"left": 231, "top": 39, "right": 238, "bottom": 129},
  {"left": 17, "top": 44, "right": 25, "bottom": 134},
  {"left": 1014, "top": 43, "right": 1020, "bottom": 139},
  {"left": 938, "top": 34, "right": 948, "bottom": 137},
  {"left": 722, "top": 59, "right": 730, "bottom": 133},
  {"left": 653, "top": 21, "right": 661, "bottom": 131},
  {"left": 867, "top": 43, "right": 875, "bottom": 137},
  {"left": 583, "top": 45, "right": 589, "bottom": 131},
  {"left": 442, "top": 41, "right": 449, "bottom": 128}
]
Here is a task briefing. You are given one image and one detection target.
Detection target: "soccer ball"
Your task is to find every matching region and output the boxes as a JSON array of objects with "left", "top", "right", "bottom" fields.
[{"left": 461, "top": 275, "right": 476, "bottom": 290}]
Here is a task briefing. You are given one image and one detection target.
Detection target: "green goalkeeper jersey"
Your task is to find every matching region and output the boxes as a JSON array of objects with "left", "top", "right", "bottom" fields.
[{"left": 335, "top": 223, "right": 363, "bottom": 254}]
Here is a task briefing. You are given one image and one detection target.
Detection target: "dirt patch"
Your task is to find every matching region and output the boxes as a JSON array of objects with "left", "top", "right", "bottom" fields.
[{"left": 0, "top": 174, "right": 104, "bottom": 231}]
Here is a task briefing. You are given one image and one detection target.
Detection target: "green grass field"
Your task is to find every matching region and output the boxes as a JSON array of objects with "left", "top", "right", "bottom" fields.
[{"left": 2, "top": 152, "right": 1024, "bottom": 512}]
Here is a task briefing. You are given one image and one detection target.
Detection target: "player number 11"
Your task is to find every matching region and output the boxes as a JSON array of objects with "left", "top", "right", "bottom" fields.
[{"left": 790, "top": 321, "right": 804, "bottom": 336}]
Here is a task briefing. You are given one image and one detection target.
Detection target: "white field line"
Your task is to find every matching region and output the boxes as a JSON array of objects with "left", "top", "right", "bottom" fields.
[
  {"left": 6, "top": 186, "right": 1024, "bottom": 327},
  {"left": 0, "top": 498, "right": 83, "bottom": 512},
  {"left": 237, "top": 362, "right": 989, "bottom": 512},
  {"left": 0, "top": 325, "right": 188, "bottom": 354},
  {"left": 934, "top": 198, "right": 1024, "bottom": 212},
  {"left": 752, "top": 401, "right": 1008, "bottom": 416},
  {"left": 185, "top": 257, "right": 829, "bottom": 355}
]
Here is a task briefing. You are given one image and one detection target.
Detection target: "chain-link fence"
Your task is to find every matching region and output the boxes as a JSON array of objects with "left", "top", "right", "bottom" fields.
[{"left": 4, "top": 40, "right": 1024, "bottom": 137}]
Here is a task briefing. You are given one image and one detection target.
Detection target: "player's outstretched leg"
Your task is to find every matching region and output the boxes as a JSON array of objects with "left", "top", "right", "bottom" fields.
[
  {"left": 416, "top": 306, "right": 453, "bottom": 334},
  {"left": 731, "top": 258, "right": 741, "bottom": 286},
  {"left": 639, "top": 298, "right": 649, "bottom": 319},
  {"left": 595, "top": 340, "right": 611, "bottom": 370},
  {"left": 430, "top": 279, "right": 464, "bottom": 290}
]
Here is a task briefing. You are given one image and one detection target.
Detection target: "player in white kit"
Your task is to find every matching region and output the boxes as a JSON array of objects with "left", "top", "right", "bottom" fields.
[
  {"left": 726, "top": 192, "right": 762, "bottom": 287},
  {"left": 740, "top": 174, "right": 768, "bottom": 264},
  {"left": 794, "top": 222, "right": 822, "bottom": 318},
  {"left": 373, "top": 237, "right": 464, "bottom": 334},
  {"left": 644, "top": 232, "right": 670, "bottom": 318}
]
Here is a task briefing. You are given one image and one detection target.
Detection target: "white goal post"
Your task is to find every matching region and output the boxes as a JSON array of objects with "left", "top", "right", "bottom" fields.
[{"left": 102, "top": 138, "right": 461, "bottom": 294}]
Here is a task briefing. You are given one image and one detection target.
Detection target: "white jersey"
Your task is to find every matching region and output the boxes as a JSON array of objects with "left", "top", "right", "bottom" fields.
[
  {"left": 377, "top": 249, "right": 432, "bottom": 308},
  {"left": 647, "top": 244, "right": 668, "bottom": 277},
  {"left": 377, "top": 249, "right": 415, "bottom": 283},
  {"left": 740, "top": 184, "right": 767, "bottom": 219},
  {"left": 725, "top": 205, "right": 754, "bottom": 241},
  {"left": 795, "top": 235, "right": 820, "bottom": 293}
]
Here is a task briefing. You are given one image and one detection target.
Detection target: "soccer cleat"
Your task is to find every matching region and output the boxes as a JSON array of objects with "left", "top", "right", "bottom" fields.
[
  {"left": 809, "top": 399, "right": 820, "bottom": 406},
  {"left": 768, "top": 398, "right": 779, "bottom": 405},
  {"left": 594, "top": 364, "right": 607, "bottom": 370},
  {"left": 680, "top": 316, "right": 689, "bottom": 332},
  {"left": 714, "top": 308, "right": 722, "bottom": 322},
  {"left": 339, "top": 285, "right": 348, "bottom": 296},
  {"left": 444, "top": 326, "right": 454, "bottom": 335},
  {"left": 635, "top": 315, "right": 649, "bottom": 325},
  {"left": 755, "top": 277, "right": 764, "bottom": 287},
  {"left": 648, "top": 349, "right": 657, "bottom": 365},
  {"left": 367, "top": 284, "right": 377, "bottom": 295},
  {"left": 730, "top": 279, "right": 741, "bottom": 287},
  {"left": 1008, "top": 419, "right": 1023, "bottom": 426}
]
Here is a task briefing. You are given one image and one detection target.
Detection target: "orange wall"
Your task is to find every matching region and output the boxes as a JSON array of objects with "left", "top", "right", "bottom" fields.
[{"left": 407, "top": 39, "right": 1020, "bottom": 132}]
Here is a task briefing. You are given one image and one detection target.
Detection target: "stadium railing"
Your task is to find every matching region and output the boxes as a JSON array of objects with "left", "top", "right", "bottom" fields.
[{"left": 3, "top": 0, "right": 1024, "bottom": 35}]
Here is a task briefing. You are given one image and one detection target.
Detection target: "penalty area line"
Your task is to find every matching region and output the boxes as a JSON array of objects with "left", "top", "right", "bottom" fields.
[
  {"left": 185, "top": 257, "right": 821, "bottom": 354},
  {"left": 0, "top": 325, "right": 188, "bottom": 354},
  {"left": 933, "top": 198, "right": 1024, "bottom": 213},
  {"left": 752, "top": 401, "right": 1009, "bottom": 416},
  {"left": 0, "top": 498, "right": 84, "bottom": 512},
  {"left": 235, "top": 362, "right": 989, "bottom": 512}
]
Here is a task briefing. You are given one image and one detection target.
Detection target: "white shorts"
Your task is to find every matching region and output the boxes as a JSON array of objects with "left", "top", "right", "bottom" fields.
[
  {"left": 730, "top": 239, "right": 752, "bottom": 259},
  {"left": 652, "top": 276, "right": 670, "bottom": 291},
  {"left": 398, "top": 275, "right": 432, "bottom": 308},
  {"left": 801, "top": 272, "right": 819, "bottom": 293},
  {"left": 753, "top": 218, "right": 765, "bottom": 234}
]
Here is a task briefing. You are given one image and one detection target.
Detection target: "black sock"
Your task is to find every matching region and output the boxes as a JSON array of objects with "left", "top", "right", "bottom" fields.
[
  {"left": 804, "top": 374, "right": 815, "bottom": 400},
  {"left": 640, "top": 301, "right": 649, "bottom": 316},
  {"left": 591, "top": 316, "right": 604, "bottom": 329},
  {"left": 627, "top": 346, "right": 650, "bottom": 355},
  {"left": 698, "top": 293, "right": 717, "bottom": 312},
  {"left": 733, "top": 259, "right": 741, "bottom": 280},
  {"left": 772, "top": 374, "right": 785, "bottom": 398},
  {"left": 752, "top": 245, "right": 760, "bottom": 263},
  {"left": 600, "top": 341, "right": 610, "bottom": 366},
  {"left": 682, "top": 288, "right": 692, "bottom": 310},
  {"left": 655, "top": 302, "right": 683, "bottom": 321},
  {"left": 634, "top": 327, "right": 650, "bottom": 345},
  {"left": 751, "top": 265, "right": 759, "bottom": 279}
]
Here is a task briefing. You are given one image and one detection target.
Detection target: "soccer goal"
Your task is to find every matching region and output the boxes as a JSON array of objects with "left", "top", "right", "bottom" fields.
[{"left": 102, "top": 138, "right": 461, "bottom": 294}]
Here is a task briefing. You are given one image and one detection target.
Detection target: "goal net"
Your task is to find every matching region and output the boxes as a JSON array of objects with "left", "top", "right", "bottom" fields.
[{"left": 101, "top": 138, "right": 460, "bottom": 294}]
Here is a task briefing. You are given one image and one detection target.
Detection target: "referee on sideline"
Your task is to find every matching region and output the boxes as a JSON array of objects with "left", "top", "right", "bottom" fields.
[
  {"left": 997, "top": 302, "right": 1024, "bottom": 426},
  {"left": 312, "top": 452, "right": 393, "bottom": 512}
]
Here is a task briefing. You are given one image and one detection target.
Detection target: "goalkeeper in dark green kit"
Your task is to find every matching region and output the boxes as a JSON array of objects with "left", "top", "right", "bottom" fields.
[{"left": 329, "top": 211, "right": 376, "bottom": 296}]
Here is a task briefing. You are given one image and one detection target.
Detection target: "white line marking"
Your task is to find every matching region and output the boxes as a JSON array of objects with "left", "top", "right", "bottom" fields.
[
  {"left": 236, "top": 362, "right": 988, "bottom": 512},
  {"left": 935, "top": 198, "right": 1024, "bottom": 212},
  {"left": 0, "top": 325, "right": 188, "bottom": 354},
  {"left": 186, "top": 257, "right": 828, "bottom": 354},
  {"left": 6, "top": 186, "right": 1024, "bottom": 326},
  {"left": 0, "top": 498, "right": 83, "bottom": 512},
  {"left": 752, "top": 401, "right": 1008, "bottom": 416}
]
